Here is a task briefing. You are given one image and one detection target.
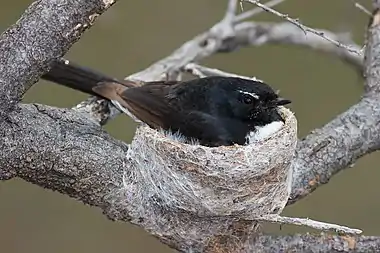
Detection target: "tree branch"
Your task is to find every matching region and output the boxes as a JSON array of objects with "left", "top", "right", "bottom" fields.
[
  {"left": 0, "top": 0, "right": 115, "bottom": 181},
  {"left": 0, "top": 0, "right": 114, "bottom": 117},
  {"left": 364, "top": 8, "right": 380, "bottom": 93},
  {"left": 0, "top": 104, "right": 128, "bottom": 207},
  {"left": 289, "top": 95, "right": 380, "bottom": 203},
  {"left": 227, "top": 22, "right": 363, "bottom": 69},
  {"left": 244, "top": 0, "right": 362, "bottom": 55},
  {"left": 253, "top": 234, "right": 380, "bottom": 253},
  {"left": 289, "top": 5, "right": 380, "bottom": 204}
]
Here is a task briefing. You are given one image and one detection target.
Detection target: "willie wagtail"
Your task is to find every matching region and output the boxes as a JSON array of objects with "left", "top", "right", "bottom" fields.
[{"left": 42, "top": 60, "right": 291, "bottom": 147}]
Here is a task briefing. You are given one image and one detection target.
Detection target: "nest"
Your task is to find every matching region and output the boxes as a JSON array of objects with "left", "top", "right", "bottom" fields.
[{"left": 126, "top": 107, "right": 297, "bottom": 219}]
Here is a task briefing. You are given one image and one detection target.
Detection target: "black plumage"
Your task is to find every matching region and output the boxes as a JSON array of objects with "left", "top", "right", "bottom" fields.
[{"left": 42, "top": 61, "right": 291, "bottom": 147}]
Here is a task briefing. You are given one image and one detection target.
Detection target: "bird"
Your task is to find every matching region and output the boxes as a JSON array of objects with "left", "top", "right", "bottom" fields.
[{"left": 41, "top": 60, "right": 291, "bottom": 147}]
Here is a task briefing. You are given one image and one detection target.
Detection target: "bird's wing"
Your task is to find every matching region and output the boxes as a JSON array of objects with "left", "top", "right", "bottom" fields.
[
  {"left": 92, "top": 81, "right": 180, "bottom": 130},
  {"left": 174, "top": 111, "right": 235, "bottom": 146},
  {"left": 142, "top": 80, "right": 180, "bottom": 86}
]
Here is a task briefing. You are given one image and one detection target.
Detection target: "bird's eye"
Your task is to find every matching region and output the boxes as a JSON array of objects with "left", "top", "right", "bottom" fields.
[{"left": 242, "top": 94, "right": 253, "bottom": 104}]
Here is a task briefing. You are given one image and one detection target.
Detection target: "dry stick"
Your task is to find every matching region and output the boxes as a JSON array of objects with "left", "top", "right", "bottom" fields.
[
  {"left": 235, "top": 0, "right": 288, "bottom": 22},
  {"left": 243, "top": 0, "right": 363, "bottom": 55},
  {"left": 254, "top": 215, "right": 362, "bottom": 235},
  {"left": 351, "top": 0, "right": 372, "bottom": 16},
  {"left": 184, "top": 63, "right": 263, "bottom": 82}
]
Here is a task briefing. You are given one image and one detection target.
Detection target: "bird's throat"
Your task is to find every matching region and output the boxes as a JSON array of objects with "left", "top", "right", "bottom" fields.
[{"left": 246, "top": 121, "right": 284, "bottom": 144}]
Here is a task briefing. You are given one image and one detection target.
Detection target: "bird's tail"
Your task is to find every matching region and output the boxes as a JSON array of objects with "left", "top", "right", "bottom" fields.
[{"left": 41, "top": 59, "right": 124, "bottom": 97}]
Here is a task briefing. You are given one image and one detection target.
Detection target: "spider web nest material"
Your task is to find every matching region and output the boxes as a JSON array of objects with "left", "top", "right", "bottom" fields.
[{"left": 125, "top": 107, "right": 297, "bottom": 219}]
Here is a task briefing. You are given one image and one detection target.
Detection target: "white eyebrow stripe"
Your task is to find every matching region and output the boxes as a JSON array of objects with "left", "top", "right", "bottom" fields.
[{"left": 238, "top": 90, "right": 260, "bottom": 99}]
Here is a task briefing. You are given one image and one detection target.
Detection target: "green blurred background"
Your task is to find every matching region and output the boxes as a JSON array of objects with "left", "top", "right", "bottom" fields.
[{"left": 0, "top": 0, "right": 376, "bottom": 252}]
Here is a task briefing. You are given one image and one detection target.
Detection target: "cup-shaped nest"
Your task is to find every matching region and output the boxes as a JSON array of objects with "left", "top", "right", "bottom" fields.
[{"left": 126, "top": 107, "right": 297, "bottom": 218}]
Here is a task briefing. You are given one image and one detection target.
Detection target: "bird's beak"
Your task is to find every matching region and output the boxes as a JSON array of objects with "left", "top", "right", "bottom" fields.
[{"left": 273, "top": 97, "right": 291, "bottom": 106}]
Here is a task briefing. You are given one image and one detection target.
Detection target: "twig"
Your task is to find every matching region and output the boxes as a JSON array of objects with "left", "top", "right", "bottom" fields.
[
  {"left": 230, "top": 22, "right": 363, "bottom": 68},
  {"left": 255, "top": 214, "right": 362, "bottom": 235},
  {"left": 183, "top": 63, "right": 263, "bottom": 82},
  {"left": 235, "top": 0, "right": 288, "bottom": 22},
  {"left": 351, "top": 1, "right": 372, "bottom": 16},
  {"left": 243, "top": 0, "right": 363, "bottom": 55},
  {"left": 184, "top": 64, "right": 207, "bottom": 78}
]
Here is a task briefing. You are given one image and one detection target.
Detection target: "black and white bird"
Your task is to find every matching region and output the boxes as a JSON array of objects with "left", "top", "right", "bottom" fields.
[{"left": 42, "top": 60, "right": 291, "bottom": 147}]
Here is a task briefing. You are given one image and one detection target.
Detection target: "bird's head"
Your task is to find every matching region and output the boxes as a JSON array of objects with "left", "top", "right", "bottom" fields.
[{"left": 216, "top": 77, "right": 291, "bottom": 126}]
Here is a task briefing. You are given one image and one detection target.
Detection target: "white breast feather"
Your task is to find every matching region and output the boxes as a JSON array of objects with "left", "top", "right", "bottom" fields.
[{"left": 246, "top": 121, "right": 284, "bottom": 144}]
